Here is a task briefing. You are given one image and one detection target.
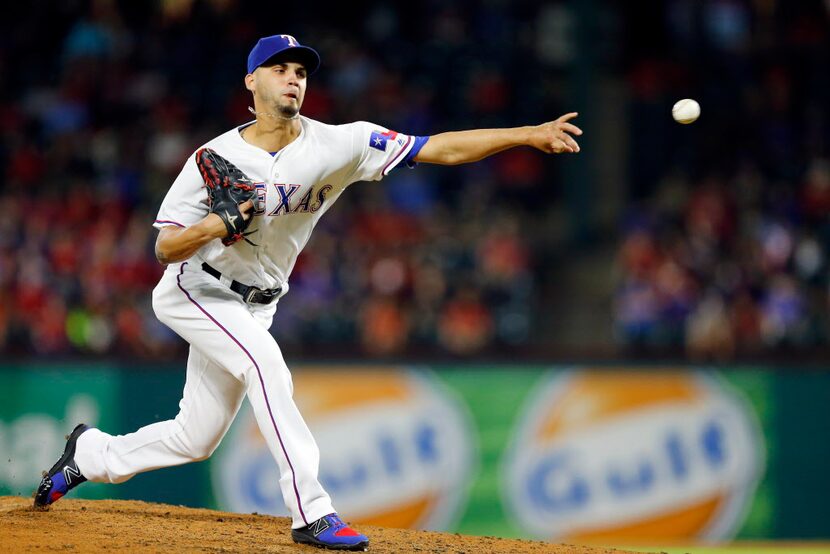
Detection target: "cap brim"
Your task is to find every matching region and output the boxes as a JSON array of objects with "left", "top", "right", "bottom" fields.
[{"left": 260, "top": 46, "right": 320, "bottom": 75}]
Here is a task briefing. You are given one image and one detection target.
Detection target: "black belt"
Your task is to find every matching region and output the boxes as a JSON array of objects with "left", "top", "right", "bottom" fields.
[{"left": 201, "top": 263, "right": 282, "bottom": 305}]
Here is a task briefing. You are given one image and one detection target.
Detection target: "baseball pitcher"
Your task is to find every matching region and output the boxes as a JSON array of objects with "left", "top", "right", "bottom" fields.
[{"left": 34, "top": 34, "right": 582, "bottom": 551}]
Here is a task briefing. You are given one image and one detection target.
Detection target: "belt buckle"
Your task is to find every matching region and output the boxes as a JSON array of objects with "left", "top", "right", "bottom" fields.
[
  {"left": 245, "top": 288, "right": 260, "bottom": 303},
  {"left": 245, "top": 286, "right": 281, "bottom": 304},
  {"left": 264, "top": 288, "right": 280, "bottom": 301}
]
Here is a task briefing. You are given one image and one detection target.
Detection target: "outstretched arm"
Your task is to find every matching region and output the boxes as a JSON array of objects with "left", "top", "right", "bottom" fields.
[{"left": 414, "top": 112, "right": 582, "bottom": 166}]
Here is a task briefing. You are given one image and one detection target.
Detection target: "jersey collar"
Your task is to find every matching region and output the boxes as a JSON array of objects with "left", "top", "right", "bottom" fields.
[{"left": 235, "top": 117, "right": 306, "bottom": 158}]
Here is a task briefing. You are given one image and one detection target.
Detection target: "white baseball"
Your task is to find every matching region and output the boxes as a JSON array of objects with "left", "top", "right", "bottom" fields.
[{"left": 672, "top": 98, "right": 700, "bottom": 124}]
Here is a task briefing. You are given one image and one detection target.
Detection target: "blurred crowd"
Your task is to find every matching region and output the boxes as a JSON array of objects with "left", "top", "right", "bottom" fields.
[
  {"left": 615, "top": 159, "right": 830, "bottom": 359},
  {"left": 0, "top": 0, "right": 558, "bottom": 358},
  {"left": 614, "top": 0, "right": 830, "bottom": 359},
  {"left": 1, "top": 0, "right": 828, "bottom": 360}
]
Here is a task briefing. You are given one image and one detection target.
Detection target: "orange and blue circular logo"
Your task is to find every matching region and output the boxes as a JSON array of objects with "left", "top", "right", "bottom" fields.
[
  {"left": 502, "top": 369, "right": 764, "bottom": 542},
  {"left": 212, "top": 367, "right": 477, "bottom": 530}
]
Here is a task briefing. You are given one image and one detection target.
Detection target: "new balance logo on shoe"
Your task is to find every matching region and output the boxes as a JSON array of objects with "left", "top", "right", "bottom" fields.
[
  {"left": 310, "top": 516, "right": 331, "bottom": 536},
  {"left": 63, "top": 464, "right": 83, "bottom": 486}
]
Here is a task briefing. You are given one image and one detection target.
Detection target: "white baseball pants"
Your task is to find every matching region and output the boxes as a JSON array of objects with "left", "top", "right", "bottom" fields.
[{"left": 74, "top": 260, "right": 334, "bottom": 528}]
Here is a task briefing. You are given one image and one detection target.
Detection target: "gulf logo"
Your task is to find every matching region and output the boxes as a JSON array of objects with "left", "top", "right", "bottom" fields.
[
  {"left": 502, "top": 370, "right": 764, "bottom": 542},
  {"left": 211, "top": 366, "right": 477, "bottom": 530}
]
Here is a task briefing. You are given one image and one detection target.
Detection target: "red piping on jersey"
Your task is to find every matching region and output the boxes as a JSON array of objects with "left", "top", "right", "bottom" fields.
[{"left": 154, "top": 220, "right": 185, "bottom": 228}]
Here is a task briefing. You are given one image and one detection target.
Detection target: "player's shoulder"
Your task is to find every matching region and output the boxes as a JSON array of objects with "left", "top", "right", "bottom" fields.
[
  {"left": 204, "top": 124, "right": 248, "bottom": 150},
  {"left": 301, "top": 116, "right": 358, "bottom": 137},
  {"left": 302, "top": 117, "right": 383, "bottom": 137}
]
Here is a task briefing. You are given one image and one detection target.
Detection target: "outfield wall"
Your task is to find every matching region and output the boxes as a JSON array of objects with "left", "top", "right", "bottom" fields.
[{"left": 1, "top": 364, "right": 827, "bottom": 541}]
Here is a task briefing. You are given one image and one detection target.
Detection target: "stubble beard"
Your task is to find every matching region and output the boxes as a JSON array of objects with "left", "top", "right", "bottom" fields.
[
  {"left": 269, "top": 92, "right": 300, "bottom": 119},
  {"left": 257, "top": 89, "right": 300, "bottom": 120},
  {"left": 277, "top": 101, "right": 299, "bottom": 119}
]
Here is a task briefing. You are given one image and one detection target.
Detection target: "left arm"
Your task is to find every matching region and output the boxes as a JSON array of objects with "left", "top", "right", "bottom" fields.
[{"left": 414, "top": 112, "right": 582, "bottom": 166}]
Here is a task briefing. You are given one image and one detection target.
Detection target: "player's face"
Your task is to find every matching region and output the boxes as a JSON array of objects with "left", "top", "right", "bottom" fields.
[{"left": 255, "top": 62, "right": 307, "bottom": 119}]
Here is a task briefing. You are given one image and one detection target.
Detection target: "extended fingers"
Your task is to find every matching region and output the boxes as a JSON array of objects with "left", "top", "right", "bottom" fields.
[
  {"left": 550, "top": 114, "right": 582, "bottom": 153},
  {"left": 557, "top": 112, "right": 579, "bottom": 123},
  {"left": 550, "top": 131, "right": 580, "bottom": 153},
  {"left": 562, "top": 135, "right": 580, "bottom": 152},
  {"left": 559, "top": 122, "right": 583, "bottom": 136},
  {"left": 552, "top": 139, "right": 573, "bottom": 153}
]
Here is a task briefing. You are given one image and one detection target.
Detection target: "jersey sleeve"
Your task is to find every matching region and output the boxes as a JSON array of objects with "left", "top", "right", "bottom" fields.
[
  {"left": 153, "top": 154, "right": 210, "bottom": 229},
  {"left": 345, "top": 121, "right": 429, "bottom": 184}
]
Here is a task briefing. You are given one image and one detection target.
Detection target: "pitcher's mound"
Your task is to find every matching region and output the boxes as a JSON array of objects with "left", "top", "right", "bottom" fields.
[{"left": 0, "top": 496, "right": 651, "bottom": 553}]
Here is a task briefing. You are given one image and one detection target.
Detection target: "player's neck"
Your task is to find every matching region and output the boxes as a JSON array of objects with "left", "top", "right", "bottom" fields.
[{"left": 242, "top": 118, "right": 301, "bottom": 154}]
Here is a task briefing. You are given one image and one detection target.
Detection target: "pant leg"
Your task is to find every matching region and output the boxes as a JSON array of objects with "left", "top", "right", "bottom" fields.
[
  {"left": 128, "top": 262, "right": 333, "bottom": 528},
  {"left": 76, "top": 345, "right": 245, "bottom": 483}
]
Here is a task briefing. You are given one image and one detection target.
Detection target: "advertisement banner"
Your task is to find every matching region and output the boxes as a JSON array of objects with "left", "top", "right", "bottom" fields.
[
  {"left": 211, "top": 367, "right": 477, "bottom": 530},
  {"left": 1, "top": 363, "right": 828, "bottom": 540},
  {"left": 500, "top": 370, "right": 764, "bottom": 542},
  {"left": 0, "top": 365, "right": 118, "bottom": 500},
  {"left": 438, "top": 367, "right": 782, "bottom": 541}
]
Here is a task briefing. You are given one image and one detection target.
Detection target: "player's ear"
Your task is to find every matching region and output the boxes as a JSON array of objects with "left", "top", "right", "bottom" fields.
[{"left": 244, "top": 73, "right": 256, "bottom": 93}]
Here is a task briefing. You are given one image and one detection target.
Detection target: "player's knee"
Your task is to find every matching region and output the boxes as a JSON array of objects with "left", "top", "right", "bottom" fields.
[
  {"left": 189, "top": 448, "right": 212, "bottom": 462},
  {"left": 172, "top": 418, "right": 222, "bottom": 461},
  {"left": 185, "top": 437, "right": 221, "bottom": 461},
  {"left": 249, "top": 364, "right": 294, "bottom": 397}
]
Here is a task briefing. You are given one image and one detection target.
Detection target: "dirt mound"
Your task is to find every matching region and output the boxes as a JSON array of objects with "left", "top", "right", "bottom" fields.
[{"left": 0, "top": 496, "right": 651, "bottom": 553}]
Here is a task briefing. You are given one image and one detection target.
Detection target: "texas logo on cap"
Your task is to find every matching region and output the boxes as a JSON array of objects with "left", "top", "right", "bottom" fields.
[{"left": 247, "top": 34, "right": 321, "bottom": 75}]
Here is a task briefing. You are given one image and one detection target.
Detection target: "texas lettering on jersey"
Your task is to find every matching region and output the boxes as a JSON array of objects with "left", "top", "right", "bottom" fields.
[
  {"left": 154, "top": 119, "right": 422, "bottom": 291},
  {"left": 264, "top": 183, "right": 333, "bottom": 216}
]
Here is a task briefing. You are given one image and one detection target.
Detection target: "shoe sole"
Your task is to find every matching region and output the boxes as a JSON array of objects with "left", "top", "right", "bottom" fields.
[
  {"left": 292, "top": 533, "right": 369, "bottom": 551},
  {"left": 33, "top": 424, "right": 89, "bottom": 509}
]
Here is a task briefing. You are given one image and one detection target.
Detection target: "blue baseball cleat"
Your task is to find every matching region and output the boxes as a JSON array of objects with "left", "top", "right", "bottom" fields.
[
  {"left": 291, "top": 513, "right": 370, "bottom": 551},
  {"left": 33, "top": 424, "right": 90, "bottom": 509}
]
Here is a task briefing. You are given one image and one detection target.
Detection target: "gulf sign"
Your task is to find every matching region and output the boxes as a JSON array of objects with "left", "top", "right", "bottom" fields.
[
  {"left": 502, "top": 370, "right": 764, "bottom": 542},
  {"left": 212, "top": 367, "right": 476, "bottom": 530}
]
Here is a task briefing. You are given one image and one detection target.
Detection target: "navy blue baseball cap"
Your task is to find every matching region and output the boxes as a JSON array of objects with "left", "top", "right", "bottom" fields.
[{"left": 247, "top": 34, "right": 320, "bottom": 75}]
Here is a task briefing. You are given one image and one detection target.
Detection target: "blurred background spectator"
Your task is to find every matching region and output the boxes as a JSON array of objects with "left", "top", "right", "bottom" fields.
[{"left": 0, "top": 0, "right": 827, "bottom": 360}]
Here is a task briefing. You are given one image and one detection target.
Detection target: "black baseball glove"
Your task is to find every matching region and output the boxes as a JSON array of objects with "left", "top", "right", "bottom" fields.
[{"left": 195, "top": 148, "right": 257, "bottom": 246}]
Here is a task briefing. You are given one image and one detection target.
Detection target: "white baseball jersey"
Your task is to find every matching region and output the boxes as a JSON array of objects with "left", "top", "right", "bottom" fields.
[{"left": 154, "top": 116, "right": 422, "bottom": 293}]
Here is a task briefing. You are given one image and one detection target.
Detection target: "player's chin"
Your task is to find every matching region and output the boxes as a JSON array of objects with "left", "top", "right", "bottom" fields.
[{"left": 278, "top": 101, "right": 300, "bottom": 118}]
